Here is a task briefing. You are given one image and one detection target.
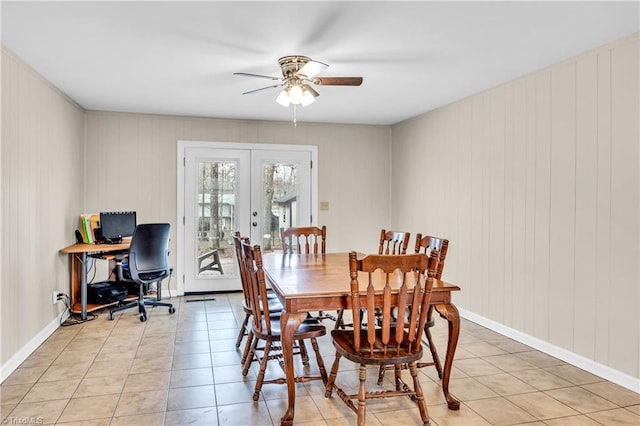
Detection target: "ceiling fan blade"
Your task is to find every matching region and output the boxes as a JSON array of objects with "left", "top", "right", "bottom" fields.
[
  {"left": 234, "top": 72, "right": 282, "bottom": 81},
  {"left": 296, "top": 60, "right": 329, "bottom": 79},
  {"left": 302, "top": 84, "right": 320, "bottom": 98},
  {"left": 242, "top": 83, "right": 285, "bottom": 95},
  {"left": 314, "top": 77, "right": 363, "bottom": 86}
]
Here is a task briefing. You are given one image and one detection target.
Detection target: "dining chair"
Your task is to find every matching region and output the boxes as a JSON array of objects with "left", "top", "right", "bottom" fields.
[
  {"left": 280, "top": 226, "right": 339, "bottom": 325},
  {"left": 377, "top": 233, "right": 450, "bottom": 384},
  {"left": 240, "top": 240, "right": 328, "bottom": 401},
  {"left": 378, "top": 229, "right": 411, "bottom": 255},
  {"left": 367, "top": 229, "right": 412, "bottom": 328},
  {"left": 324, "top": 251, "right": 438, "bottom": 426},
  {"left": 232, "top": 232, "right": 286, "bottom": 366}
]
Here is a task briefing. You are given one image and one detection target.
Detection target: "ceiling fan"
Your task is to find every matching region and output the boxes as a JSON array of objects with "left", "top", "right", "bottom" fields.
[{"left": 234, "top": 55, "right": 363, "bottom": 108}]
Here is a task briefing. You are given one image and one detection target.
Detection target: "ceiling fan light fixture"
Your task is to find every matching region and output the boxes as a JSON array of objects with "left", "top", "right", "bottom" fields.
[
  {"left": 301, "top": 88, "right": 316, "bottom": 107},
  {"left": 288, "top": 84, "right": 304, "bottom": 105},
  {"left": 276, "top": 89, "right": 291, "bottom": 107}
]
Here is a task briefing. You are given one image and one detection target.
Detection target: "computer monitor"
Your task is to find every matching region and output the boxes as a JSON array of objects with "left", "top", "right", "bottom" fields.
[{"left": 99, "top": 211, "right": 136, "bottom": 243}]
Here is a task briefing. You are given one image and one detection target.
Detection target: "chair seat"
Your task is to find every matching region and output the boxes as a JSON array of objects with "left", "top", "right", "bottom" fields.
[
  {"left": 331, "top": 328, "right": 423, "bottom": 366},
  {"left": 254, "top": 317, "right": 326, "bottom": 340},
  {"left": 242, "top": 297, "right": 282, "bottom": 314}
]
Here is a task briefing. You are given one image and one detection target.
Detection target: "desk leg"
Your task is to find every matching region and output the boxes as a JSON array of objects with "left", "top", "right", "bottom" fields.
[
  {"left": 80, "top": 253, "right": 88, "bottom": 321},
  {"left": 280, "top": 310, "right": 307, "bottom": 426},
  {"left": 435, "top": 302, "right": 460, "bottom": 410}
]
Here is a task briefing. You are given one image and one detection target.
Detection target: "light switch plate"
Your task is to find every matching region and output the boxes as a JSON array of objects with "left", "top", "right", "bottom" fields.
[{"left": 319, "top": 201, "right": 329, "bottom": 211}]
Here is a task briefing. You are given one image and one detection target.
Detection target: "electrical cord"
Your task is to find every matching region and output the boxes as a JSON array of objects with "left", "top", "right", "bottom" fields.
[
  {"left": 165, "top": 268, "right": 173, "bottom": 299},
  {"left": 74, "top": 254, "right": 97, "bottom": 284},
  {"left": 57, "top": 293, "right": 97, "bottom": 326},
  {"left": 87, "top": 257, "right": 97, "bottom": 283}
]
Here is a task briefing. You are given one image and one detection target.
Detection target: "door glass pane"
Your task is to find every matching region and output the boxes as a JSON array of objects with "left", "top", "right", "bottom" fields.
[
  {"left": 261, "top": 162, "right": 298, "bottom": 253},
  {"left": 196, "top": 160, "right": 237, "bottom": 278}
]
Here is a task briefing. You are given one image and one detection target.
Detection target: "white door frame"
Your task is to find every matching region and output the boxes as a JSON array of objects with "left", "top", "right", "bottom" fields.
[{"left": 176, "top": 140, "right": 318, "bottom": 296}]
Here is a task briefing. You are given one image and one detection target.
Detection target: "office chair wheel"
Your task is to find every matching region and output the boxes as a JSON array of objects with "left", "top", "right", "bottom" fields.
[
  {"left": 169, "top": 307, "right": 175, "bottom": 314},
  {"left": 140, "top": 314, "right": 147, "bottom": 322}
]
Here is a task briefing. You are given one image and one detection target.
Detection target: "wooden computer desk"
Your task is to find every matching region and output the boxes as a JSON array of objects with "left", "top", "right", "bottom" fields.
[{"left": 59, "top": 239, "right": 131, "bottom": 320}]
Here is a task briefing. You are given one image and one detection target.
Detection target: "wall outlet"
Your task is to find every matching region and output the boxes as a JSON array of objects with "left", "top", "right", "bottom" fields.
[{"left": 52, "top": 291, "right": 60, "bottom": 305}]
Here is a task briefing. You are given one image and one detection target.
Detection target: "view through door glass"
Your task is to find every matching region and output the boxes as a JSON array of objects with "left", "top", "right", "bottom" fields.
[
  {"left": 250, "top": 150, "right": 311, "bottom": 252},
  {"left": 184, "top": 148, "right": 250, "bottom": 293},
  {"left": 257, "top": 161, "right": 299, "bottom": 253},
  {"left": 196, "top": 160, "right": 237, "bottom": 279}
]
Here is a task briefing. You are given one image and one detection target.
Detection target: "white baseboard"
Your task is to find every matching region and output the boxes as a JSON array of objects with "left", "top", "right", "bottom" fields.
[
  {"left": 458, "top": 308, "right": 640, "bottom": 394},
  {"left": 0, "top": 310, "right": 69, "bottom": 383}
]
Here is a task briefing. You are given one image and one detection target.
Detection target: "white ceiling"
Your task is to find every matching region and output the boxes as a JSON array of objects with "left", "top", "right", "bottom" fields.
[{"left": 2, "top": 1, "right": 638, "bottom": 125}]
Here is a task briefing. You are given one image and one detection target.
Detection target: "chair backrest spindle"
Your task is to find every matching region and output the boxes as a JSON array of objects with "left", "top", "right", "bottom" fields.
[
  {"left": 280, "top": 226, "right": 326, "bottom": 255},
  {"left": 378, "top": 229, "right": 411, "bottom": 255},
  {"left": 414, "top": 234, "right": 449, "bottom": 280}
]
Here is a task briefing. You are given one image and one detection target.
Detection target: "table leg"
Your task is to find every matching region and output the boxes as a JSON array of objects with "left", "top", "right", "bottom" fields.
[
  {"left": 434, "top": 302, "right": 460, "bottom": 410},
  {"left": 80, "top": 252, "right": 88, "bottom": 321},
  {"left": 280, "top": 310, "right": 308, "bottom": 426}
]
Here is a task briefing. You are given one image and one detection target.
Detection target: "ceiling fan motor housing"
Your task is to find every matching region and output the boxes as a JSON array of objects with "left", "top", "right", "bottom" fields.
[{"left": 278, "top": 56, "right": 311, "bottom": 78}]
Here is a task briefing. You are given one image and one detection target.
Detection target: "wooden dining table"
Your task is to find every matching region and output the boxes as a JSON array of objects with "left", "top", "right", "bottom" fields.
[{"left": 262, "top": 252, "right": 461, "bottom": 426}]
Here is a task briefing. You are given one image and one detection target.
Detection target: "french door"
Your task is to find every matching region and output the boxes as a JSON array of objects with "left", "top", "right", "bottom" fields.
[{"left": 178, "top": 142, "right": 316, "bottom": 293}]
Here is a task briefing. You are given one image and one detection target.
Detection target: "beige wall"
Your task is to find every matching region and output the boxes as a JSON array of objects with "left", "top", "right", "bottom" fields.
[
  {"left": 1, "top": 48, "right": 85, "bottom": 373},
  {"left": 391, "top": 34, "right": 639, "bottom": 382},
  {"left": 83, "top": 113, "right": 392, "bottom": 274}
]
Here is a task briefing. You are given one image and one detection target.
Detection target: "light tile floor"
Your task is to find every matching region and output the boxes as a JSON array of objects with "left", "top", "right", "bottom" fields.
[{"left": 1, "top": 293, "right": 639, "bottom": 425}]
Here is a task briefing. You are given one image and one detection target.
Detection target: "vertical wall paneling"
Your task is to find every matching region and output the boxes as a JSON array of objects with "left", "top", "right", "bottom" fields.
[
  {"left": 118, "top": 116, "right": 139, "bottom": 209},
  {"left": 524, "top": 77, "right": 537, "bottom": 336},
  {"left": 534, "top": 71, "right": 552, "bottom": 341},
  {"left": 481, "top": 95, "right": 491, "bottom": 316},
  {"left": 609, "top": 40, "right": 639, "bottom": 376},
  {"left": 595, "top": 50, "right": 612, "bottom": 366},
  {"left": 17, "top": 62, "right": 30, "bottom": 333},
  {"left": 489, "top": 87, "right": 506, "bottom": 323},
  {"left": 136, "top": 117, "right": 157, "bottom": 218},
  {"left": 504, "top": 84, "right": 514, "bottom": 327},
  {"left": 3, "top": 53, "right": 20, "bottom": 358},
  {"left": 549, "top": 62, "right": 576, "bottom": 348},
  {"left": 446, "top": 104, "right": 460, "bottom": 283},
  {"left": 469, "top": 96, "right": 484, "bottom": 314},
  {"left": 511, "top": 79, "right": 527, "bottom": 331},
  {"left": 574, "top": 53, "right": 598, "bottom": 358},
  {"left": 159, "top": 118, "right": 183, "bottom": 225},
  {"left": 104, "top": 115, "right": 121, "bottom": 206},
  {"left": 457, "top": 99, "right": 473, "bottom": 308},
  {"left": 391, "top": 33, "right": 640, "bottom": 383},
  {"left": 84, "top": 114, "right": 97, "bottom": 209}
]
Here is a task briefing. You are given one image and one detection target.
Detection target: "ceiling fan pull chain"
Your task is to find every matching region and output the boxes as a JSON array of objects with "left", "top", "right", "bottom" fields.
[{"left": 293, "top": 104, "right": 297, "bottom": 127}]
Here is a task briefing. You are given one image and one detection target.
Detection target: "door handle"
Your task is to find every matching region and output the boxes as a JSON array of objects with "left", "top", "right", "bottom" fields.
[{"left": 252, "top": 222, "right": 258, "bottom": 227}]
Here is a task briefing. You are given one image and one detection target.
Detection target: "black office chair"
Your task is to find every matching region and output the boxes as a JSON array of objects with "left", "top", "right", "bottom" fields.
[{"left": 108, "top": 223, "right": 176, "bottom": 322}]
